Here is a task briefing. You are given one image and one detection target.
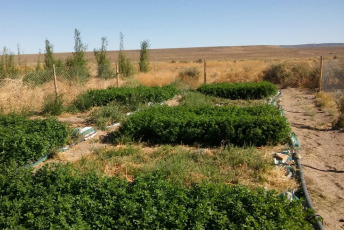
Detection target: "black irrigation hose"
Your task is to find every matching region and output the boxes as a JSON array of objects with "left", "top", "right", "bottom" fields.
[{"left": 294, "top": 150, "right": 325, "bottom": 230}]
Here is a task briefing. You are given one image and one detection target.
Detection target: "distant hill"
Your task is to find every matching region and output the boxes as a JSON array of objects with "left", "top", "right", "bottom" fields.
[
  {"left": 280, "top": 43, "right": 344, "bottom": 48},
  {"left": 10, "top": 45, "right": 344, "bottom": 65}
]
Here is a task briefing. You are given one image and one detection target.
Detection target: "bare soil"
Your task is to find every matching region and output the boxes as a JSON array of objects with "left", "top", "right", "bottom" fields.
[{"left": 281, "top": 88, "right": 344, "bottom": 230}]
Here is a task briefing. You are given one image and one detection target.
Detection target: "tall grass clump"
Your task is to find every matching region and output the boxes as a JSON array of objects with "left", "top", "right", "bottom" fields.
[
  {"left": 94, "top": 37, "right": 114, "bottom": 79},
  {"left": 88, "top": 102, "right": 126, "bottom": 129},
  {"left": 264, "top": 62, "right": 319, "bottom": 88},
  {"left": 42, "top": 94, "right": 64, "bottom": 116}
]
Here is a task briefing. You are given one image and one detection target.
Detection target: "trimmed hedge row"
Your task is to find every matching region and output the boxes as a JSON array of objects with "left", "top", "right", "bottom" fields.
[
  {"left": 117, "top": 105, "right": 290, "bottom": 146},
  {"left": 0, "top": 115, "right": 69, "bottom": 166},
  {"left": 0, "top": 164, "right": 314, "bottom": 229},
  {"left": 74, "top": 85, "right": 178, "bottom": 111},
  {"left": 197, "top": 81, "right": 278, "bottom": 99}
]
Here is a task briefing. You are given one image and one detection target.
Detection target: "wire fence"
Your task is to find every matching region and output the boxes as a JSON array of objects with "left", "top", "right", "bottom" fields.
[
  {"left": 322, "top": 58, "right": 344, "bottom": 92},
  {"left": 0, "top": 66, "right": 120, "bottom": 113}
]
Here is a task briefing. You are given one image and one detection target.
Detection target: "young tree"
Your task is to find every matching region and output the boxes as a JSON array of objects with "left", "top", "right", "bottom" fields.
[
  {"left": 117, "top": 32, "right": 134, "bottom": 78},
  {"left": 72, "top": 28, "right": 87, "bottom": 68},
  {"left": 36, "top": 49, "right": 42, "bottom": 71},
  {"left": 94, "top": 37, "right": 113, "bottom": 79},
  {"left": 44, "top": 39, "right": 55, "bottom": 69},
  {"left": 139, "top": 40, "right": 150, "bottom": 72},
  {"left": 0, "top": 47, "right": 17, "bottom": 79},
  {"left": 65, "top": 29, "right": 89, "bottom": 81}
]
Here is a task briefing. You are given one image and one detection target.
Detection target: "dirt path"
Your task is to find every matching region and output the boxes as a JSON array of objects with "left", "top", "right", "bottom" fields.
[{"left": 281, "top": 88, "right": 344, "bottom": 230}]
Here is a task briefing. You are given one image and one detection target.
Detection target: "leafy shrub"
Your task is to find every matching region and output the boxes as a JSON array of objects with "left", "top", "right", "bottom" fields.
[
  {"left": 116, "top": 105, "right": 290, "bottom": 146},
  {"left": 42, "top": 94, "right": 64, "bottom": 116},
  {"left": 0, "top": 115, "right": 69, "bottom": 165},
  {"left": 73, "top": 85, "right": 179, "bottom": 111},
  {"left": 0, "top": 163, "right": 314, "bottom": 229},
  {"left": 263, "top": 62, "right": 320, "bottom": 88},
  {"left": 197, "top": 81, "right": 278, "bottom": 100}
]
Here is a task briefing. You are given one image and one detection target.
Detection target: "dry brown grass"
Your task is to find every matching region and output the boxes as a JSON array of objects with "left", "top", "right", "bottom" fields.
[
  {"left": 315, "top": 91, "right": 338, "bottom": 116},
  {"left": 0, "top": 44, "right": 338, "bottom": 114},
  {"left": 69, "top": 144, "right": 298, "bottom": 192}
]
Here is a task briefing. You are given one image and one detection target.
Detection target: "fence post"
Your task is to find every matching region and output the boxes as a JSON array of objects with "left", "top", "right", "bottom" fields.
[
  {"left": 116, "top": 62, "right": 119, "bottom": 88},
  {"left": 319, "top": 56, "right": 323, "bottom": 92},
  {"left": 204, "top": 60, "right": 207, "bottom": 84},
  {"left": 53, "top": 64, "right": 58, "bottom": 99}
]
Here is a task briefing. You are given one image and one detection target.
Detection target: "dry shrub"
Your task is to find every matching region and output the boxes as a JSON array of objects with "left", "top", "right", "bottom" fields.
[
  {"left": 315, "top": 91, "right": 338, "bottom": 115},
  {"left": 176, "top": 67, "right": 201, "bottom": 89},
  {"left": 263, "top": 61, "right": 320, "bottom": 88},
  {"left": 333, "top": 97, "right": 344, "bottom": 129}
]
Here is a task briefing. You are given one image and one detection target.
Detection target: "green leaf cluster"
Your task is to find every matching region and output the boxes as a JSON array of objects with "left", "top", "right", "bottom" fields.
[
  {"left": 197, "top": 81, "right": 278, "bottom": 100},
  {"left": 73, "top": 84, "right": 179, "bottom": 111},
  {"left": 0, "top": 164, "right": 314, "bottom": 229},
  {"left": 117, "top": 105, "right": 290, "bottom": 146},
  {"left": 0, "top": 115, "right": 69, "bottom": 166}
]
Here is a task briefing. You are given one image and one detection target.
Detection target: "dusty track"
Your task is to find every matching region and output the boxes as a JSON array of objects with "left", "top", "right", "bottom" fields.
[{"left": 281, "top": 88, "right": 344, "bottom": 230}]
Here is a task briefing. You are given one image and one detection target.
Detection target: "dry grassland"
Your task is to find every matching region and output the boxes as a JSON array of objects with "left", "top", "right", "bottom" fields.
[{"left": 1, "top": 45, "right": 343, "bottom": 113}]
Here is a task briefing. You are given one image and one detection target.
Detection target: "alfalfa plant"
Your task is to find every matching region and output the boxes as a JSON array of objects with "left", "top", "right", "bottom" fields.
[
  {"left": 94, "top": 37, "right": 114, "bottom": 79},
  {"left": 118, "top": 32, "right": 135, "bottom": 78},
  {"left": 139, "top": 40, "right": 150, "bottom": 73}
]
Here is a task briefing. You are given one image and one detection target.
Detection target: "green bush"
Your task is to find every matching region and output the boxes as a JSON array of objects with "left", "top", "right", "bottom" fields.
[
  {"left": 116, "top": 105, "right": 290, "bottom": 146},
  {"left": 263, "top": 62, "right": 320, "bottom": 88},
  {"left": 73, "top": 85, "right": 179, "bottom": 111},
  {"left": 0, "top": 115, "right": 69, "bottom": 165},
  {"left": 0, "top": 163, "right": 314, "bottom": 229},
  {"left": 197, "top": 81, "right": 278, "bottom": 100}
]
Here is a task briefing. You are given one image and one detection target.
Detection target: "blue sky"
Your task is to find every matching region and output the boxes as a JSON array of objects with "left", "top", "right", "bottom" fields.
[{"left": 0, "top": 0, "right": 343, "bottom": 54}]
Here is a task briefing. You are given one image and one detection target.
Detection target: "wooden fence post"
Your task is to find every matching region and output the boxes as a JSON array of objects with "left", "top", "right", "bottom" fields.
[
  {"left": 53, "top": 64, "right": 58, "bottom": 99},
  {"left": 204, "top": 60, "right": 207, "bottom": 84},
  {"left": 319, "top": 56, "right": 323, "bottom": 92}
]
